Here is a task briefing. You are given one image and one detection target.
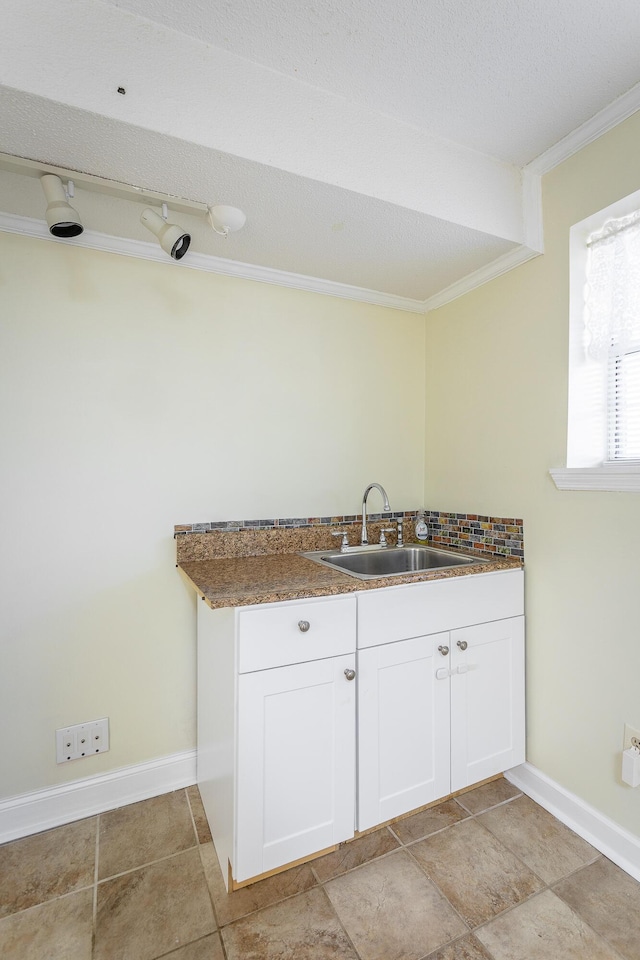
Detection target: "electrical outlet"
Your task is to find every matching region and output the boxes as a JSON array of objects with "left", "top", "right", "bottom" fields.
[
  {"left": 623, "top": 723, "right": 640, "bottom": 751},
  {"left": 56, "top": 718, "right": 109, "bottom": 763}
]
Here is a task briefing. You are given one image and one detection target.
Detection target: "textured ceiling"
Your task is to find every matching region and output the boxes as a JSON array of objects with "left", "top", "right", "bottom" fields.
[
  {"left": 110, "top": 0, "right": 640, "bottom": 165},
  {"left": 1, "top": 0, "right": 640, "bottom": 303}
]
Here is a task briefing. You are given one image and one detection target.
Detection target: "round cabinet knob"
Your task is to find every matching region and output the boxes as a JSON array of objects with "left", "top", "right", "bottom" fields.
[
  {"left": 344, "top": 668, "right": 356, "bottom": 681},
  {"left": 456, "top": 639, "right": 468, "bottom": 651},
  {"left": 438, "top": 645, "right": 449, "bottom": 656},
  {"left": 298, "top": 620, "right": 310, "bottom": 633}
]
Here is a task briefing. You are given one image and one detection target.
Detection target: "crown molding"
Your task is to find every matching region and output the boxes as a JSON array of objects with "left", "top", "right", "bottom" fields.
[
  {"left": 420, "top": 83, "right": 640, "bottom": 314},
  {"left": 0, "top": 210, "right": 426, "bottom": 315},
  {"left": 422, "top": 243, "right": 541, "bottom": 313},
  {"left": 0, "top": 206, "right": 545, "bottom": 318},
  {"left": 527, "top": 82, "right": 640, "bottom": 176}
]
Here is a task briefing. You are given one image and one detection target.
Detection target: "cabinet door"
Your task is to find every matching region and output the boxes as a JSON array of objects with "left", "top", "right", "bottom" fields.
[
  {"left": 450, "top": 617, "right": 525, "bottom": 792},
  {"left": 235, "top": 654, "right": 356, "bottom": 883},
  {"left": 357, "top": 632, "right": 451, "bottom": 832}
]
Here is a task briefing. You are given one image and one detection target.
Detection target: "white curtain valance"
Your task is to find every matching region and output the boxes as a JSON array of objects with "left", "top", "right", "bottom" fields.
[{"left": 584, "top": 208, "right": 640, "bottom": 360}]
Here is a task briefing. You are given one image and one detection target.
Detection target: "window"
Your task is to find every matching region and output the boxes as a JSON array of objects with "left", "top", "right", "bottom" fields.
[{"left": 551, "top": 188, "right": 640, "bottom": 491}]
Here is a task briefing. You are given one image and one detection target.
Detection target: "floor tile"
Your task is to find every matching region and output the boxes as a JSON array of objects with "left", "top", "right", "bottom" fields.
[
  {"left": 426, "top": 935, "right": 495, "bottom": 959},
  {"left": 312, "top": 827, "right": 400, "bottom": 881},
  {"left": 200, "top": 842, "right": 317, "bottom": 926},
  {"left": 187, "top": 785, "right": 213, "bottom": 845},
  {"left": 325, "top": 848, "right": 467, "bottom": 960},
  {"left": 479, "top": 794, "right": 598, "bottom": 884},
  {"left": 410, "top": 818, "right": 543, "bottom": 927},
  {"left": 94, "top": 847, "right": 215, "bottom": 960},
  {"left": 0, "top": 889, "right": 93, "bottom": 960},
  {"left": 6, "top": 783, "right": 639, "bottom": 960},
  {"left": 456, "top": 778, "right": 521, "bottom": 815},
  {"left": 391, "top": 798, "right": 469, "bottom": 845},
  {"left": 554, "top": 856, "right": 640, "bottom": 960},
  {"left": 0, "top": 817, "right": 96, "bottom": 918},
  {"left": 158, "top": 933, "right": 225, "bottom": 959},
  {"left": 98, "top": 790, "right": 196, "bottom": 879},
  {"left": 476, "top": 889, "right": 622, "bottom": 960},
  {"left": 221, "top": 886, "right": 358, "bottom": 959}
]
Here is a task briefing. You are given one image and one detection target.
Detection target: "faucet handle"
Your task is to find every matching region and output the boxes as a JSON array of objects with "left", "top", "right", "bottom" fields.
[
  {"left": 331, "top": 530, "right": 349, "bottom": 552},
  {"left": 379, "top": 527, "right": 395, "bottom": 547}
]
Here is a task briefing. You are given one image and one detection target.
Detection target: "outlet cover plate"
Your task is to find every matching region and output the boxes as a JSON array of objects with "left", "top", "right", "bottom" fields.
[
  {"left": 623, "top": 723, "right": 640, "bottom": 751},
  {"left": 56, "top": 718, "right": 110, "bottom": 763}
]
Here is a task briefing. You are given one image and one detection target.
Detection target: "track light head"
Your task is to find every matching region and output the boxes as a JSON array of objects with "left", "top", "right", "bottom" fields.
[
  {"left": 40, "top": 174, "right": 83, "bottom": 238},
  {"left": 140, "top": 207, "right": 191, "bottom": 260}
]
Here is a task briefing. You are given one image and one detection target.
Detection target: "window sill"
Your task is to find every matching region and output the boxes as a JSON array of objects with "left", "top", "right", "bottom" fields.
[{"left": 550, "top": 466, "right": 640, "bottom": 492}]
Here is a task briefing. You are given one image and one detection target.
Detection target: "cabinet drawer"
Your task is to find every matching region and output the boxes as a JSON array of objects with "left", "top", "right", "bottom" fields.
[
  {"left": 357, "top": 570, "right": 524, "bottom": 648},
  {"left": 237, "top": 595, "right": 357, "bottom": 673}
]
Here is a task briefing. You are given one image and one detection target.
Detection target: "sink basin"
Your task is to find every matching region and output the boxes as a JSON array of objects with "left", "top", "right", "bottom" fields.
[{"left": 302, "top": 544, "right": 483, "bottom": 580}]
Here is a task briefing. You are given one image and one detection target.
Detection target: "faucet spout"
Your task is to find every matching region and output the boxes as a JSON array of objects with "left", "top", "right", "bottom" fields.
[{"left": 361, "top": 482, "right": 391, "bottom": 545}]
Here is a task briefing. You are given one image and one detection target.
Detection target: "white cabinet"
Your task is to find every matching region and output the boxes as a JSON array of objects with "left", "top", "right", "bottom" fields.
[
  {"left": 236, "top": 654, "right": 355, "bottom": 881},
  {"left": 356, "top": 571, "right": 524, "bottom": 831},
  {"left": 358, "top": 632, "right": 451, "bottom": 829},
  {"left": 197, "top": 569, "right": 525, "bottom": 884},
  {"left": 197, "top": 594, "right": 357, "bottom": 889},
  {"left": 450, "top": 617, "right": 525, "bottom": 792}
]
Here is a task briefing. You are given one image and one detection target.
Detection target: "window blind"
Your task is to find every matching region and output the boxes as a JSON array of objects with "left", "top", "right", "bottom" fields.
[{"left": 608, "top": 348, "right": 640, "bottom": 462}]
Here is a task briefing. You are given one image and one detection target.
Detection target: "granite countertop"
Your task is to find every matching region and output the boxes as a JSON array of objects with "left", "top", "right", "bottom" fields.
[{"left": 178, "top": 547, "right": 523, "bottom": 610}]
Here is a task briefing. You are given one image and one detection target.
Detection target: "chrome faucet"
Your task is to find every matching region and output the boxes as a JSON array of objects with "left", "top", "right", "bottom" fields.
[{"left": 361, "top": 482, "right": 391, "bottom": 545}]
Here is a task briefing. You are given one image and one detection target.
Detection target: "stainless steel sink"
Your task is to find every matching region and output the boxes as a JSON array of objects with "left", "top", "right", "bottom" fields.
[{"left": 302, "top": 544, "right": 483, "bottom": 580}]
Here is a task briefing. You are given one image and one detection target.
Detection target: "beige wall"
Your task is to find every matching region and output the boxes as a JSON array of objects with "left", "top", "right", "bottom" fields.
[
  {"left": 425, "top": 111, "right": 640, "bottom": 837},
  {"left": 0, "top": 232, "right": 426, "bottom": 798}
]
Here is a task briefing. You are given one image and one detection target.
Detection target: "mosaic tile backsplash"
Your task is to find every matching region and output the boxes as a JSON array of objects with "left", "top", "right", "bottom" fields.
[
  {"left": 426, "top": 511, "right": 524, "bottom": 558},
  {"left": 175, "top": 511, "right": 524, "bottom": 561}
]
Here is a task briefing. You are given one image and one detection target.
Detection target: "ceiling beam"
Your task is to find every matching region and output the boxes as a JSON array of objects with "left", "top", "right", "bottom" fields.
[{"left": 1, "top": 0, "right": 529, "bottom": 246}]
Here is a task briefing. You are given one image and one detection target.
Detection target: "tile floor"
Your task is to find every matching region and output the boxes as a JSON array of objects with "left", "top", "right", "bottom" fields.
[{"left": 1, "top": 778, "right": 640, "bottom": 959}]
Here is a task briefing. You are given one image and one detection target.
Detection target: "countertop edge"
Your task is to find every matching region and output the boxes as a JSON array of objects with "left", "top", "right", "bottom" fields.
[{"left": 178, "top": 550, "right": 523, "bottom": 610}]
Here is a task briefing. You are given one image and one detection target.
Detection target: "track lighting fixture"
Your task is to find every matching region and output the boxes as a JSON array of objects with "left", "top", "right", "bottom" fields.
[
  {"left": 40, "top": 174, "right": 84, "bottom": 238},
  {"left": 140, "top": 205, "right": 191, "bottom": 260},
  {"left": 2, "top": 154, "right": 249, "bottom": 259},
  {"left": 208, "top": 205, "right": 246, "bottom": 237}
]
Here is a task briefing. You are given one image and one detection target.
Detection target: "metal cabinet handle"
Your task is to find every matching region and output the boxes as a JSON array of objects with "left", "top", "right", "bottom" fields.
[
  {"left": 298, "top": 620, "right": 310, "bottom": 632},
  {"left": 438, "top": 645, "right": 449, "bottom": 656},
  {"left": 344, "top": 668, "right": 356, "bottom": 681},
  {"left": 456, "top": 640, "right": 468, "bottom": 651}
]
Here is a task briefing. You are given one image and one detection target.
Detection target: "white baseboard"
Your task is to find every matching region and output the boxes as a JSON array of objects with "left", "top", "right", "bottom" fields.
[
  {"left": 0, "top": 749, "right": 197, "bottom": 844},
  {"left": 5, "top": 752, "right": 639, "bottom": 882},
  {"left": 506, "top": 762, "right": 640, "bottom": 882}
]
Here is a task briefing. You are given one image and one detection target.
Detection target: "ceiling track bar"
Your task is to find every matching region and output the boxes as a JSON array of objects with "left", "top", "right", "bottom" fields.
[{"left": 0, "top": 152, "right": 209, "bottom": 219}]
